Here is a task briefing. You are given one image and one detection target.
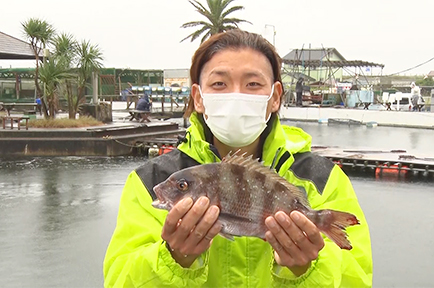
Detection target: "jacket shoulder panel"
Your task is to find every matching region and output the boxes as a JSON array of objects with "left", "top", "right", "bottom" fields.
[
  {"left": 290, "top": 152, "right": 335, "bottom": 194},
  {"left": 135, "top": 149, "right": 200, "bottom": 200}
]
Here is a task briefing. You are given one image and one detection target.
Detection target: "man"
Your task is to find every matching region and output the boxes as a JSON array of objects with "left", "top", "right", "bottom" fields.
[
  {"left": 410, "top": 82, "right": 421, "bottom": 112},
  {"left": 136, "top": 93, "right": 151, "bottom": 122},
  {"left": 295, "top": 77, "right": 303, "bottom": 107},
  {"left": 104, "top": 29, "right": 372, "bottom": 288},
  {"left": 35, "top": 97, "right": 42, "bottom": 115}
]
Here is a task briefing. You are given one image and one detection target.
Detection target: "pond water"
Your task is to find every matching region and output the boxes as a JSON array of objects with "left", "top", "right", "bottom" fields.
[{"left": 0, "top": 122, "right": 433, "bottom": 287}]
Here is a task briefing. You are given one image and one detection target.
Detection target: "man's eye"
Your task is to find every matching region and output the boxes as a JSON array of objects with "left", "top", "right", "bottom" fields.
[
  {"left": 247, "top": 82, "right": 261, "bottom": 87},
  {"left": 212, "top": 82, "right": 225, "bottom": 87}
]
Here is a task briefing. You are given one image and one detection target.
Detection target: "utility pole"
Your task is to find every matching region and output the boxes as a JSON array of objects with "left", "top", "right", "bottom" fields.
[
  {"left": 92, "top": 71, "right": 98, "bottom": 104},
  {"left": 265, "top": 24, "right": 276, "bottom": 46}
]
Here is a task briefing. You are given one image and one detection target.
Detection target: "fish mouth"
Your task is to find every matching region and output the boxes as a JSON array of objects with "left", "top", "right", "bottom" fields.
[
  {"left": 152, "top": 184, "right": 173, "bottom": 211},
  {"left": 151, "top": 199, "right": 172, "bottom": 211}
]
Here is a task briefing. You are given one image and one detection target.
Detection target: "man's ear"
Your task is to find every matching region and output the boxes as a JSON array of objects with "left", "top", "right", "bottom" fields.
[
  {"left": 271, "top": 82, "right": 283, "bottom": 112},
  {"left": 191, "top": 84, "right": 205, "bottom": 113}
]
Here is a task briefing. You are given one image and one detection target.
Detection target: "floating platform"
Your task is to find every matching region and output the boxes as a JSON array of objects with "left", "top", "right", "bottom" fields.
[
  {"left": 279, "top": 106, "right": 434, "bottom": 129},
  {"left": 312, "top": 146, "right": 434, "bottom": 179},
  {"left": 318, "top": 118, "right": 378, "bottom": 127},
  {"left": 0, "top": 121, "right": 184, "bottom": 157},
  {"left": 327, "top": 118, "right": 362, "bottom": 125}
]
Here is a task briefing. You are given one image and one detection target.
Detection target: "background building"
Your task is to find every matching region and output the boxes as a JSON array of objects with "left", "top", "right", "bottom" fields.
[{"left": 163, "top": 69, "right": 190, "bottom": 87}]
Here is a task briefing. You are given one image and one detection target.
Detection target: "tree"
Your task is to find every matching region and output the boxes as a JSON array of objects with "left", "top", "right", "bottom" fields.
[
  {"left": 51, "top": 33, "right": 78, "bottom": 118},
  {"left": 417, "top": 78, "right": 434, "bottom": 87},
  {"left": 75, "top": 40, "right": 104, "bottom": 119},
  {"left": 38, "top": 59, "right": 74, "bottom": 118},
  {"left": 22, "top": 18, "right": 55, "bottom": 117},
  {"left": 180, "top": 0, "right": 251, "bottom": 43}
]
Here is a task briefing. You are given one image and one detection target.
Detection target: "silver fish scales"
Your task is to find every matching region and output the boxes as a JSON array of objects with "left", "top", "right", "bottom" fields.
[{"left": 152, "top": 151, "right": 359, "bottom": 250}]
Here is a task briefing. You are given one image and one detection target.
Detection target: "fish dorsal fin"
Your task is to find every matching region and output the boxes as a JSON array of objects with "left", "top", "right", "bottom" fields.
[{"left": 222, "top": 151, "right": 309, "bottom": 206}]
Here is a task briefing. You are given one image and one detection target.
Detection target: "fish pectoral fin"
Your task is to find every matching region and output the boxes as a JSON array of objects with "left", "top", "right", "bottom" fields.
[
  {"left": 217, "top": 219, "right": 235, "bottom": 241},
  {"left": 218, "top": 231, "right": 235, "bottom": 241},
  {"left": 218, "top": 213, "right": 257, "bottom": 240}
]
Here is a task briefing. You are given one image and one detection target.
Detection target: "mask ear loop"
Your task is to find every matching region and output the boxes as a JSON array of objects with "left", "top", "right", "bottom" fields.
[
  {"left": 267, "top": 84, "right": 275, "bottom": 101},
  {"left": 265, "top": 84, "right": 275, "bottom": 122},
  {"left": 197, "top": 85, "right": 207, "bottom": 113},
  {"left": 198, "top": 86, "right": 204, "bottom": 99}
]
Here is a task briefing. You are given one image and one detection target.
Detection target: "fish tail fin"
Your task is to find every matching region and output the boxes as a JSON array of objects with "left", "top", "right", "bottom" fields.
[{"left": 315, "top": 209, "right": 360, "bottom": 250}]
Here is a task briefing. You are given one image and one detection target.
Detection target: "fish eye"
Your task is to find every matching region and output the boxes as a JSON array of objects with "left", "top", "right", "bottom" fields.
[{"left": 176, "top": 179, "right": 189, "bottom": 191}]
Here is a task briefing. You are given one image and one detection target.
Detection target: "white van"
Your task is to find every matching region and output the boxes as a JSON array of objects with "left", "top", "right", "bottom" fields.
[{"left": 389, "top": 93, "right": 412, "bottom": 111}]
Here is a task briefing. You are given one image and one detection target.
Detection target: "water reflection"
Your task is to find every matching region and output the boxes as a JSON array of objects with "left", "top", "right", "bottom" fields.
[
  {"left": 43, "top": 166, "right": 59, "bottom": 196},
  {"left": 0, "top": 156, "right": 146, "bottom": 288},
  {"left": 288, "top": 121, "right": 434, "bottom": 155}
]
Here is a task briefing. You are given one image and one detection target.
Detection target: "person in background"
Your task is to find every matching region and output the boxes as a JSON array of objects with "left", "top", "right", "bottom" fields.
[
  {"left": 350, "top": 74, "right": 359, "bottom": 91},
  {"left": 120, "top": 85, "right": 133, "bottom": 101},
  {"left": 136, "top": 92, "right": 151, "bottom": 122},
  {"left": 35, "top": 97, "right": 42, "bottom": 115},
  {"left": 410, "top": 82, "right": 421, "bottom": 111},
  {"left": 295, "top": 77, "right": 303, "bottom": 107},
  {"left": 416, "top": 85, "right": 425, "bottom": 111},
  {"left": 103, "top": 29, "right": 372, "bottom": 288}
]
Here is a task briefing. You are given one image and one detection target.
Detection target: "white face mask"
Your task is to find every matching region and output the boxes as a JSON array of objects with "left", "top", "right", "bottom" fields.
[{"left": 199, "top": 85, "right": 274, "bottom": 148}]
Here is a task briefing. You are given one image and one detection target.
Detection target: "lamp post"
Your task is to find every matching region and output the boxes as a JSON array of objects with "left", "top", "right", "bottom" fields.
[{"left": 265, "top": 24, "right": 276, "bottom": 46}]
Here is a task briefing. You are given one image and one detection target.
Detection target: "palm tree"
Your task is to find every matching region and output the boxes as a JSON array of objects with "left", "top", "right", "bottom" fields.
[
  {"left": 38, "top": 59, "right": 74, "bottom": 118},
  {"left": 51, "top": 33, "right": 78, "bottom": 118},
  {"left": 51, "top": 33, "right": 77, "bottom": 67},
  {"left": 180, "top": 0, "right": 251, "bottom": 43},
  {"left": 22, "top": 18, "right": 55, "bottom": 117},
  {"left": 75, "top": 40, "right": 104, "bottom": 119}
]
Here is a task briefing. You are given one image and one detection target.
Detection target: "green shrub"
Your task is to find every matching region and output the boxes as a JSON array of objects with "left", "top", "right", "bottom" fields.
[{"left": 28, "top": 116, "right": 103, "bottom": 128}]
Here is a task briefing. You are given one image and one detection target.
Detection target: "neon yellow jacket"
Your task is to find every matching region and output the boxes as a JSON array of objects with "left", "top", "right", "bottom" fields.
[{"left": 103, "top": 113, "right": 373, "bottom": 287}]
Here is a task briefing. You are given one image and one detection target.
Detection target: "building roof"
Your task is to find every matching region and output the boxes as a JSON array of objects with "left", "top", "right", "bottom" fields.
[
  {"left": 283, "top": 48, "right": 347, "bottom": 62},
  {"left": 427, "top": 70, "right": 434, "bottom": 77},
  {"left": 0, "top": 31, "right": 40, "bottom": 60},
  {"left": 282, "top": 47, "right": 384, "bottom": 68},
  {"left": 164, "top": 69, "right": 189, "bottom": 79}
]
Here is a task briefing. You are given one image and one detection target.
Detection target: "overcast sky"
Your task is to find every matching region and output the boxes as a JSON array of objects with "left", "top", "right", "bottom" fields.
[{"left": 1, "top": 0, "right": 432, "bottom": 76}]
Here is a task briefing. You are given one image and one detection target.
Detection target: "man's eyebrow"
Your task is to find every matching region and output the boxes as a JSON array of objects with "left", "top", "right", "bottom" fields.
[
  {"left": 208, "top": 70, "right": 230, "bottom": 77},
  {"left": 208, "top": 70, "right": 268, "bottom": 79},
  {"left": 243, "top": 71, "right": 267, "bottom": 79}
]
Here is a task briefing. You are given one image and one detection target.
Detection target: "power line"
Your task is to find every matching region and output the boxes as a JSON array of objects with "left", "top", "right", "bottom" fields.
[{"left": 386, "top": 57, "right": 434, "bottom": 76}]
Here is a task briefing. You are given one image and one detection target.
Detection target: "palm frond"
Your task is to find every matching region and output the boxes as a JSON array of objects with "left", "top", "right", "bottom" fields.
[
  {"left": 180, "top": 0, "right": 251, "bottom": 43},
  {"left": 75, "top": 40, "right": 104, "bottom": 98},
  {"left": 189, "top": 0, "right": 208, "bottom": 14},
  {"left": 221, "top": 5, "right": 245, "bottom": 18},
  {"left": 21, "top": 18, "right": 55, "bottom": 48},
  {"left": 221, "top": 0, "right": 237, "bottom": 7},
  {"left": 39, "top": 59, "right": 75, "bottom": 101},
  {"left": 180, "top": 21, "right": 211, "bottom": 29},
  {"left": 51, "top": 33, "right": 78, "bottom": 68},
  {"left": 221, "top": 18, "right": 252, "bottom": 25},
  {"left": 200, "top": 30, "right": 212, "bottom": 43},
  {"left": 180, "top": 25, "right": 210, "bottom": 43}
]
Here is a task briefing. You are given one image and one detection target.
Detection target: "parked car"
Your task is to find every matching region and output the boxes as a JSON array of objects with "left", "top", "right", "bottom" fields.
[{"left": 388, "top": 93, "right": 412, "bottom": 111}]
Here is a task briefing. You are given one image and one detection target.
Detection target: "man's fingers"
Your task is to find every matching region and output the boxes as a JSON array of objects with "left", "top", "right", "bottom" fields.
[
  {"left": 266, "top": 214, "right": 301, "bottom": 254},
  {"left": 190, "top": 221, "right": 222, "bottom": 255},
  {"left": 289, "top": 211, "right": 324, "bottom": 253},
  {"left": 190, "top": 205, "right": 220, "bottom": 240},
  {"left": 167, "top": 197, "right": 210, "bottom": 250},
  {"left": 162, "top": 197, "right": 193, "bottom": 236},
  {"left": 275, "top": 211, "right": 309, "bottom": 248},
  {"left": 182, "top": 205, "right": 221, "bottom": 255}
]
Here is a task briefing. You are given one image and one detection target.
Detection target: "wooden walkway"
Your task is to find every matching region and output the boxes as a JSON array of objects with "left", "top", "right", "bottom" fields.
[{"left": 312, "top": 146, "right": 434, "bottom": 178}]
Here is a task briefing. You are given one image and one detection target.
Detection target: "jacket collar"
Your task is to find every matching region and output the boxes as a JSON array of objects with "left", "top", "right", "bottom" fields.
[{"left": 177, "top": 112, "right": 312, "bottom": 172}]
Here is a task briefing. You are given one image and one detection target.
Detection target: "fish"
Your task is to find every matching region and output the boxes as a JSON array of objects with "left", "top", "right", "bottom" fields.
[{"left": 152, "top": 151, "right": 359, "bottom": 250}]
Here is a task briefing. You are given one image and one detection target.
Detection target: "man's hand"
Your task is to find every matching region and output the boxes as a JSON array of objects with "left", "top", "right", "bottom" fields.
[
  {"left": 162, "top": 197, "right": 221, "bottom": 267},
  {"left": 265, "top": 211, "right": 325, "bottom": 276}
]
